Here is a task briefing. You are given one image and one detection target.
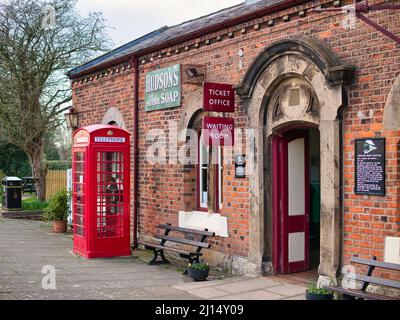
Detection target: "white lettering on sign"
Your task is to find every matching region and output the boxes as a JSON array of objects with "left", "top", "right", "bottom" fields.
[
  {"left": 208, "top": 89, "right": 231, "bottom": 97},
  {"left": 146, "top": 68, "right": 179, "bottom": 93},
  {"left": 204, "top": 123, "right": 234, "bottom": 130},
  {"left": 94, "top": 137, "right": 126, "bottom": 143},
  {"left": 208, "top": 89, "right": 232, "bottom": 107},
  {"left": 76, "top": 137, "right": 88, "bottom": 144}
]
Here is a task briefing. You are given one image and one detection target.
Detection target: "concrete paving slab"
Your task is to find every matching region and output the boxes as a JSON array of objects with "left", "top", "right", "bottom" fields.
[
  {"left": 283, "top": 294, "right": 306, "bottom": 300},
  {"left": 0, "top": 293, "right": 18, "bottom": 300},
  {"left": 264, "top": 284, "right": 307, "bottom": 297},
  {"left": 186, "top": 287, "right": 229, "bottom": 299},
  {"left": 173, "top": 277, "right": 245, "bottom": 291},
  {"left": 213, "top": 278, "right": 282, "bottom": 294},
  {"left": 212, "top": 290, "right": 284, "bottom": 300}
]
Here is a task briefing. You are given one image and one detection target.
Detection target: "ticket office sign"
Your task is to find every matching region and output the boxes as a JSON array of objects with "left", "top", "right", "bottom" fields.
[
  {"left": 203, "top": 82, "right": 235, "bottom": 113},
  {"left": 355, "top": 138, "right": 385, "bottom": 196}
]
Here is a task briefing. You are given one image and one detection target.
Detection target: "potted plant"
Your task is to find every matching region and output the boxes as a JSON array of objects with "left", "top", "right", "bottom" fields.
[
  {"left": 305, "top": 283, "right": 334, "bottom": 300},
  {"left": 187, "top": 262, "right": 210, "bottom": 281},
  {"left": 43, "top": 189, "right": 68, "bottom": 233}
]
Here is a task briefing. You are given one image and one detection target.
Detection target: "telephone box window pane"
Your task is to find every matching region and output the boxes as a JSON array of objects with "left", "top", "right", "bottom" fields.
[
  {"left": 75, "top": 226, "right": 84, "bottom": 237},
  {"left": 96, "top": 151, "right": 124, "bottom": 238},
  {"left": 75, "top": 152, "right": 84, "bottom": 162},
  {"left": 75, "top": 205, "right": 84, "bottom": 215},
  {"left": 76, "top": 194, "right": 85, "bottom": 205},
  {"left": 75, "top": 183, "right": 84, "bottom": 194},
  {"left": 73, "top": 151, "right": 86, "bottom": 238},
  {"left": 75, "top": 215, "right": 84, "bottom": 226}
]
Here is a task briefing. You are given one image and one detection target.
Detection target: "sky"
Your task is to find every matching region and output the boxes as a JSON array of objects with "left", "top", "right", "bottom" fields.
[{"left": 76, "top": 0, "right": 244, "bottom": 47}]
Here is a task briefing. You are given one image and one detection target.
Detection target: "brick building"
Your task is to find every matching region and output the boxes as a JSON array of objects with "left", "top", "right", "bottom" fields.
[{"left": 68, "top": 0, "right": 400, "bottom": 285}]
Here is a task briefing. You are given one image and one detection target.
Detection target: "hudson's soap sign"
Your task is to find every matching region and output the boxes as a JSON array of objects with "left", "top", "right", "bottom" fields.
[{"left": 145, "top": 64, "right": 181, "bottom": 111}]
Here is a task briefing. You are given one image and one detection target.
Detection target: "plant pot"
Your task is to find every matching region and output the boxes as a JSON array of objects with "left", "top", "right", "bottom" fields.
[
  {"left": 53, "top": 220, "right": 67, "bottom": 233},
  {"left": 305, "top": 291, "right": 334, "bottom": 300},
  {"left": 188, "top": 268, "right": 209, "bottom": 281}
]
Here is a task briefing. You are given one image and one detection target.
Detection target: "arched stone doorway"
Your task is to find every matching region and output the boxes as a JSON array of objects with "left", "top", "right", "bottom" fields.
[{"left": 236, "top": 38, "right": 356, "bottom": 283}]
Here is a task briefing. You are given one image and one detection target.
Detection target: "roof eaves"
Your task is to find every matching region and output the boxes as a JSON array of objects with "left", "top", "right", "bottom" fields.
[{"left": 66, "top": 26, "right": 168, "bottom": 77}]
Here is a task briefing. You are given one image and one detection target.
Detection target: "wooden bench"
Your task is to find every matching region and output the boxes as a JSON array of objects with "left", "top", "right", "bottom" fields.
[
  {"left": 323, "top": 255, "right": 400, "bottom": 300},
  {"left": 138, "top": 224, "right": 215, "bottom": 268},
  {"left": 21, "top": 177, "right": 35, "bottom": 195}
]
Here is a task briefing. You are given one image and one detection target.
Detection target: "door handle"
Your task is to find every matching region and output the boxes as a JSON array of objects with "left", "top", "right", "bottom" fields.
[{"left": 306, "top": 215, "right": 310, "bottom": 222}]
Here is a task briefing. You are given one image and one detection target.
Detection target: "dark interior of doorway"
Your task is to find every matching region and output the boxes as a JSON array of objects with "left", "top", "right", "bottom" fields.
[{"left": 308, "top": 127, "right": 320, "bottom": 270}]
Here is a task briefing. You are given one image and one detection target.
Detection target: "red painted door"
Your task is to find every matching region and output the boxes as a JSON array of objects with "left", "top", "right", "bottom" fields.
[{"left": 273, "top": 130, "right": 310, "bottom": 274}]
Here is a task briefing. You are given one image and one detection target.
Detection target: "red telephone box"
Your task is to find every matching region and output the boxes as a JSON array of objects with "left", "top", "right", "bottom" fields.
[{"left": 72, "top": 125, "right": 131, "bottom": 258}]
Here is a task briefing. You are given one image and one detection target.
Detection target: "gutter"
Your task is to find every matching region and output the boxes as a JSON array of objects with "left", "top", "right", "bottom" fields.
[{"left": 69, "top": 0, "right": 309, "bottom": 79}]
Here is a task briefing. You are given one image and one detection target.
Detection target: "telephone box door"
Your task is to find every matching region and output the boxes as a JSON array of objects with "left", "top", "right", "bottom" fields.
[{"left": 91, "top": 147, "right": 130, "bottom": 257}]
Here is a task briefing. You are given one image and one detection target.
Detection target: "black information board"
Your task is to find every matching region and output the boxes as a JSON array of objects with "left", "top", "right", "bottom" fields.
[{"left": 355, "top": 138, "right": 385, "bottom": 196}]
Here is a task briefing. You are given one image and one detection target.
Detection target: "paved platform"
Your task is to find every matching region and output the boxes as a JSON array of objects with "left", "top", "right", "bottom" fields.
[{"left": 0, "top": 219, "right": 308, "bottom": 300}]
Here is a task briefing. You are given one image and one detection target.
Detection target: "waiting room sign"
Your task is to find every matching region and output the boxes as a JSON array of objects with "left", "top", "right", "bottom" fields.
[
  {"left": 202, "top": 116, "right": 234, "bottom": 146},
  {"left": 145, "top": 64, "right": 181, "bottom": 111}
]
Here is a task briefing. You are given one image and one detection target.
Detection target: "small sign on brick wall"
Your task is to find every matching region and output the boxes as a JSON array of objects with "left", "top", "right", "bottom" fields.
[{"left": 355, "top": 138, "right": 385, "bottom": 196}]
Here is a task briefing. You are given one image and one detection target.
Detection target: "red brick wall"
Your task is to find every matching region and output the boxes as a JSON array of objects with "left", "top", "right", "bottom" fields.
[
  {"left": 71, "top": 64, "right": 137, "bottom": 237},
  {"left": 71, "top": 0, "right": 400, "bottom": 277}
]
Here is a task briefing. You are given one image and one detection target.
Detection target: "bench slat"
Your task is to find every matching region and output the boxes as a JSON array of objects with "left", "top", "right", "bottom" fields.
[
  {"left": 138, "top": 241, "right": 198, "bottom": 256},
  {"left": 355, "top": 274, "right": 400, "bottom": 289},
  {"left": 155, "top": 235, "right": 211, "bottom": 248},
  {"left": 351, "top": 256, "right": 400, "bottom": 271},
  {"left": 157, "top": 224, "right": 215, "bottom": 237},
  {"left": 323, "top": 285, "right": 398, "bottom": 300}
]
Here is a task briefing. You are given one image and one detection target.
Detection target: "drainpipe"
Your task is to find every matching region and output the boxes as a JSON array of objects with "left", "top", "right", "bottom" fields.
[{"left": 132, "top": 57, "right": 139, "bottom": 248}]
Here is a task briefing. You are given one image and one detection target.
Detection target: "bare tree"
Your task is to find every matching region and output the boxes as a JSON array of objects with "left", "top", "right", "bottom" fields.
[
  {"left": 0, "top": 0, "right": 111, "bottom": 200},
  {"left": 53, "top": 125, "right": 72, "bottom": 161}
]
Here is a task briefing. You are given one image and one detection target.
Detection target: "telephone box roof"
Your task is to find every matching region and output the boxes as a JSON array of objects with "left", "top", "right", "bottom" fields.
[{"left": 74, "top": 124, "right": 130, "bottom": 135}]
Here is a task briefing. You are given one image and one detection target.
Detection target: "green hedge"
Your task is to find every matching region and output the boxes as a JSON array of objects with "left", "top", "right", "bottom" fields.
[{"left": 22, "top": 197, "right": 48, "bottom": 211}]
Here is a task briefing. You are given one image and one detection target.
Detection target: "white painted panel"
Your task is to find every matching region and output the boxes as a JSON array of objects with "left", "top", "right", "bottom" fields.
[
  {"left": 384, "top": 237, "right": 400, "bottom": 264},
  {"left": 289, "top": 232, "right": 305, "bottom": 263},
  {"left": 288, "top": 138, "right": 305, "bottom": 216},
  {"left": 179, "top": 211, "right": 228, "bottom": 238}
]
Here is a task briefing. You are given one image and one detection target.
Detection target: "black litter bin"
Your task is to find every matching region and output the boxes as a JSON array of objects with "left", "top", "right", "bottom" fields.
[{"left": 2, "top": 177, "right": 22, "bottom": 211}]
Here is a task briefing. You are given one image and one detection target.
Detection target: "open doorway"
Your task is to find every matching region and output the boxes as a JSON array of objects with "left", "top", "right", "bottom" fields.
[{"left": 272, "top": 125, "right": 320, "bottom": 274}]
